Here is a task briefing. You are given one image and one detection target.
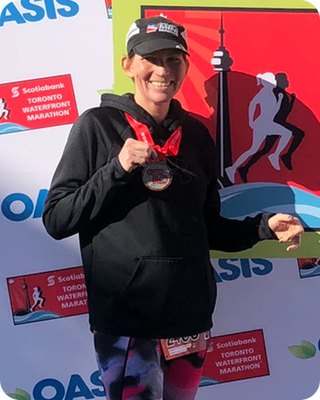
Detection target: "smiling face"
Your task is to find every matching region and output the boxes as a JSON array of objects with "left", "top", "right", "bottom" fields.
[{"left": 122, "top": 49, "right": 189, "bottom": 121}]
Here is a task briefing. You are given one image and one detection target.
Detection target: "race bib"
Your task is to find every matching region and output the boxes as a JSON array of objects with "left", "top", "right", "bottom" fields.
[{"left": 160, "top": 331, "right": 210, "bottom": 360}]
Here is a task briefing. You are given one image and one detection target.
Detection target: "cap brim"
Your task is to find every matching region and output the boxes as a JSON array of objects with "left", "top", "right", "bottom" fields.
[{"left": 132, "top": 38, "right": 189, "bottom": 56}]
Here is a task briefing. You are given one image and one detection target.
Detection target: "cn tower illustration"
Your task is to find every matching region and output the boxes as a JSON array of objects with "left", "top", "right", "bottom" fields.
[{"left": 211, "top": 14, "right": 233, "bottom": 188}]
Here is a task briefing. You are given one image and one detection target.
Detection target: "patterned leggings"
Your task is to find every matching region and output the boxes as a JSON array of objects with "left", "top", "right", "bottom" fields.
[{"left": 94, "top": 331, "right": 206, "bottom": 400}]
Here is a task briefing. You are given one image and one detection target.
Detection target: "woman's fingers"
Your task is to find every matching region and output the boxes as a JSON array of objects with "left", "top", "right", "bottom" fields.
[{"left": 118, "top": 139, "right": 157, "bottom": 172}]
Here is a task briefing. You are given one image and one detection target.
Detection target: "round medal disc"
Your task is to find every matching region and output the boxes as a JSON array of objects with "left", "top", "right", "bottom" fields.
[{"left": 142, "top": 162, "right": 172, "bottom": 191}]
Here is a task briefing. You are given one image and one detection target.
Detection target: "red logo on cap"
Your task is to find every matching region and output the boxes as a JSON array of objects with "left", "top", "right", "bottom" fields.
[{"left": 146, "top": 23, "right": 159, "bottom": 33}]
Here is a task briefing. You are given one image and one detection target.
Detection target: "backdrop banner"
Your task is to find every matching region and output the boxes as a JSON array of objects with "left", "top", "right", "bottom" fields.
[
  {"left": 112, "top": 2, "right": 320, "bottom": 399},
  {"left": 1, "top": 1, "right": 320, "bottom": 400},
  {"left": 0, "top": 0, "right": 113, "bottom": 398}
]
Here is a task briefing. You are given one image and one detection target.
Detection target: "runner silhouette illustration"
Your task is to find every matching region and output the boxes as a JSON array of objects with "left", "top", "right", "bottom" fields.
[
  {"left": 225, "top": 72, "right": 292, "bottom": 183},
  {"left": 0, "top": 98, "right": 10, "bottom": 121},
  {"left": 273, "top": 72, "right": 304, "bottom": 170},
  {"left": 30, "top": 286, "right": 45, "bottom": 311}
]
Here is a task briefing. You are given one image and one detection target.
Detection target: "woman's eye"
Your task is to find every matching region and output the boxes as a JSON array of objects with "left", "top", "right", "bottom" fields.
[
  {"left": 144, "top": 57, "right": 157, "bottom": 64},
  {"left": 168, "top": 57, "right": 182, "bottom": 64},
  {"left": 142, "top": 55, "right": 183, "bottom": 65}
]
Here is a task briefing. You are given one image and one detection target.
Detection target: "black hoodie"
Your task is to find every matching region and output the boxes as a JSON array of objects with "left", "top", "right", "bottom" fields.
[{"left": 43, "top": 94, "right": 274, "bottom": 338}]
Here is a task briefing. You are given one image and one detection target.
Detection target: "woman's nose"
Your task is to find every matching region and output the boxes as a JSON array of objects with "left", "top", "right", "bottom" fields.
[{"left": 154, "top": 62, "right": 170, "bottom": 75}]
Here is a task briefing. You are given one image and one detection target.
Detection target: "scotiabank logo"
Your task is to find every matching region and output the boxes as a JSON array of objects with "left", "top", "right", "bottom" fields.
[
  {"left": 0, "top": 0, "right": 80, "bottom": 27},
  {"left": 201, "top": 329, "right": 270, "bottom": 386},
  {"left": 298, "top": 258, "right": 320, "bottom": 279},
  {"left": 0, "top": 75, "right": 78, "bottom": 134},
  {"left": 105, "top": 0, "right": 112, "bottom": 18},
  {"left": 7, "top": 266, "right": 88, "bottom": 325}
]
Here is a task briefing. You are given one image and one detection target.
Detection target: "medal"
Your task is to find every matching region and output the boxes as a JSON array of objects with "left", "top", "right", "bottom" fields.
[
  {"left": 142, "top": 161, "right": 172, "bottom": 191},
  {"left": 125, "top": 113, "right": 182, "bottom": 191}
]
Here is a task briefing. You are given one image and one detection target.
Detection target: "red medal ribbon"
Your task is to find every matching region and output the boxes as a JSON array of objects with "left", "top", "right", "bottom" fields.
[{"left": 125, "top": 113, "right": 181, "bottom": 161}]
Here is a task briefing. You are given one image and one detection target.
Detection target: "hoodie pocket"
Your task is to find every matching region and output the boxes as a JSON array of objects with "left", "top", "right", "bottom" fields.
[{"left": 113, "top": 257, "right": 211, "bottom": 332}]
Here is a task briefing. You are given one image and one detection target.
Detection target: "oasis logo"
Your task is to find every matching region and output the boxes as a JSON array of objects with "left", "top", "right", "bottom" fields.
[
  {"left": 33, "top": 372, "right": 104, "bottom": 400},
  {"left": 0, "top": 0, "right": 80, "bottom": 27},
  {"left": 1, "top": 189, "right": 48, "bottom": 221},
  {"left": 7, "top": 371, "right": 104, "bottom": 400},
  {"left": 213, "top": 258, "right": 273, "bottom": 282}
]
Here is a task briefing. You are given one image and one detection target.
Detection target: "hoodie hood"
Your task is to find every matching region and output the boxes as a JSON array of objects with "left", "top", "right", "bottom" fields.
[{"left": 100, "top": 93, "right": 189, "bottom": 133}]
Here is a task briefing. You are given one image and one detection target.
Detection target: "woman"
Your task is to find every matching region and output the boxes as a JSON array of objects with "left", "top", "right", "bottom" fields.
[{"left": 42, "top": 16, "right": 303, "bottom": 400}]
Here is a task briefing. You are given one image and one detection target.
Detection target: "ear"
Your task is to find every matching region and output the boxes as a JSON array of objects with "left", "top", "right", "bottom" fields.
[
  {"left": 121, "top": 55, "right": 134, "bottom": 78},
  {"left": 184, "top": 58, "right": 190, "bottom": 77}
]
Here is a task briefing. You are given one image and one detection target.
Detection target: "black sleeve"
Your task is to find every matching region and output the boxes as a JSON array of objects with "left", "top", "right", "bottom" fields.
[
  {"left": 202, "top": 133, "right": 276, "bottom": 252},
  {"left": 42, "top": 111, "right": 132, "bottom": 240}
]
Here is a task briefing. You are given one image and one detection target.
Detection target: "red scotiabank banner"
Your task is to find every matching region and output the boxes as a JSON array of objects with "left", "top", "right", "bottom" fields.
[
  {"left": 0, "top": 74, "right": 78, "bottom": 134},
  {"left": 6, "top": 266, "right": 88, "bottom": 325},
  {"left": 203, "top": 329, "right": 270, "bottom": 384}
]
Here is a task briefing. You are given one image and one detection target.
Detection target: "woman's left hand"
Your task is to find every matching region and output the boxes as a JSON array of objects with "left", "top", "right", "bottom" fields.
[{"left": 268, "top": 213, "right": 304, "bottom": 251}]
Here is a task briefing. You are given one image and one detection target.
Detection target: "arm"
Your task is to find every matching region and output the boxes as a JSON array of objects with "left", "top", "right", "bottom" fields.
[
  {"left": 204, "top": 183, "right": 303, "bottom": 252},
  {"left": 42, "top": 111, "right": 133, "bottom": 240},
  {"left": 288, "top": 93, "right": 296, "bottom": 111},
  {"left": 248, "top": 96, "right": 258, "bottom": 128},
  {"left": 202, "top": 136, "right": 303, "bottom": 252},
  {"left": 203, "top": 180, "right": 276, "bottom": 252}
]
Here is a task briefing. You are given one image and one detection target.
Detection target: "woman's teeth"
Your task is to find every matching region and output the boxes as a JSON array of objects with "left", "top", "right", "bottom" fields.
[{"left": 151, "top": 81, "right": 171, "bottom": 87}]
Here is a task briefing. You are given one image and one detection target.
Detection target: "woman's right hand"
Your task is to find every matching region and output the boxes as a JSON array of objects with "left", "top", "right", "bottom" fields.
[{"left": 118, "top": 138, "right": 158, "bottom": 172}]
